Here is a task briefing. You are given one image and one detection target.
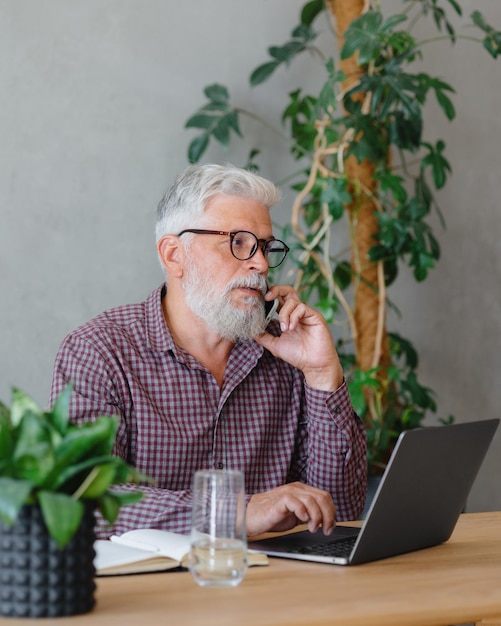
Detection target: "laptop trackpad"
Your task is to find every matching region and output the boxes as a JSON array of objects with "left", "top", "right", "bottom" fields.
[{"left": 249, "top": 524, "right": 360, "bottom": 553}]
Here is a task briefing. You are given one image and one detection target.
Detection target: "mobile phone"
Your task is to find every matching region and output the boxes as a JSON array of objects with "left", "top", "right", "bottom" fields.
[
  {"left": 264, "top": 283, "right": 279, "bottom": 324},
  {"left": 264, "top": 298, "right": 279, "bottom": 324}
]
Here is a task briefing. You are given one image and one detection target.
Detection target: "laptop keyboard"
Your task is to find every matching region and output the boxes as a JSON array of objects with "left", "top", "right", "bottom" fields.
[{"left": 291, "top": 536, "right": 357, "bottom": 558}]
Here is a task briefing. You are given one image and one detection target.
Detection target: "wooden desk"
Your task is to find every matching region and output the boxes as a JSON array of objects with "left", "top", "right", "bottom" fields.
[{"left": 2, "top": 512, "right": 501, "bottom": 626}]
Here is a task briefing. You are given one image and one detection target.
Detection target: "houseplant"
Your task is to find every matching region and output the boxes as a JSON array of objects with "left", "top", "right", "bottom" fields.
[
  {"left": 183, "top": 0, "right": 501, "bottom": 475},
  {"left": 0, "top": 383, "right": 148, "bottom": 617}
]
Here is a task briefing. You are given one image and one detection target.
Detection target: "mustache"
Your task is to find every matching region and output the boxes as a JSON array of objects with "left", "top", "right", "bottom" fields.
[{"left": 225, "top": 274, "right": 268, "bottom": 297}]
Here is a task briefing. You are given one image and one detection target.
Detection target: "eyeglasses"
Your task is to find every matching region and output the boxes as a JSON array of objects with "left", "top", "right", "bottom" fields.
[{"left": 177, "top": 229, "right": 290, "bottom": 268}]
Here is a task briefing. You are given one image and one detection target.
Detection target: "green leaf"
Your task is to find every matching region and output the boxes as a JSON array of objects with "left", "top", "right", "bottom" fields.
[
  {"left": 97, "top": 490, "right": 143, "bottom": 526},
  {"left": 97, "top": 491, "right": 120, "bottom": 525},
  {"left": 471, "top": 10, "right": 488, "bottom": 30},
  {"left": 415, "top": 174, "right": 434, "bottom": 216},
  {"left": 14, "top": 448, "right": 54, "bottom": 485},
  {"left": 401, "top": 371, "right": 436, "bottom": 410},
  {"left": 250, "top": 61, "right": 280, "bottom": 86},
  {"left": 10, "top": 388, "right": 41, "bottom": 426},
  {"left": 204, "top": 83, "right": 229, "bottom": 104},
  {"left": 0, "top": 477, "right": 33, "bottom": 525},
  {"left": 316, "top": 59, "right": 343, "bottom": 118},
  {"left": 250, "top": 22, "right": 315, "bottom": 87},
  {"left": 51, "top": 451, "right": 151, "bottom": 495},
  {"left": 98, "top": 490, "right": 143, "bottom": 524},
  {"left": 72, "top": 462, "right": 119, "bottom": 500},
  {"left": 471, "top": 11, "right": 501, "bottom": 59},
  {"left": 48, "top": 382, "right": 72, "bottom": 435},
  {"left": 13, "top": 412, "right": 50, "bottom": 462},
  {"left": 39, "top": 416, "right": 118, "bottom": 490},
  {"left": 425, "top": 76, "right": 456, "bottom": 121},
  {"left": 346, "top": 117, "right": 387, "bottom": 163},
  {"left": 56, "top": 416, "right": 117, "bottom": 464},
  {"left": 421, "top": 141, "right": 452, "bottom": 189},
  {"left": 319, "top": 302, "right": 336, "bottom": 323},
  {"left": 389, "top": 333, "right": 419, "bottom": 369},
  {"left": 376, "top": 169, "right": 408, "bottom": 204},
  {"left": 320, "top": 177, "right": 350, "bottom": 220},
  {"left": 333, "top": 261, "right": 352, "bottom": 291},
  {"left": 226, "top": 110, "right": 242, "bottom": 136},
  {"left": 38, "top": 491, "right": 84, "bottom": 549},
  {"left": 49, "top": 454, "right": 113, "bottom": 493},
  {"left": 434, "top": 88, "right": 456, "bottom": 121},
  {"left": 185, "top": 113, "right": 217, "bottom": 130},
  {"left": 291, "top": 24, "right": 315, "bottom": 44},
  {"left": 0, "top": 400, "right": 10, "bottom": 421},
  {"left": 425, "top": 3, "right": 457, "bottom": 40},
  {"left": 199, "top": 101, "right": 231, "bottom": 113},
  {"left": 112, "top": 490, "right": 144, "bottom": 506},
  {"left": 341, "top": 12, "right": 383, "bottom": 65},
  {"left": 188, "top": 134, "right": 209, "bottom": 164},
  {"left": 347, "top": 367, "right": 382, "bottom": 417},
  {"left": 446, "top": 0, "right": 462, "bottom": 17},
  {"left": 242, "top": 148, "right": 261, "bottom": 172},
  {"left": 212, "top": 116, "right": 231, "bottom": 147},
  {"left": 380, "top": 14, "right": 407, "bottom": 34},
  {"left": 301, "top": 0, "right": 324, "bottom": 27},
  {"left": 410, "top": 249, "right": 435, "bottom": 281},
  {"left": 389, "top": 110, "right": 422, "bottom": 151},
  {"left": 115, "top": 462, "right": 152, "bottom": 486},
  {"left": 269, "top": 44, "right": 295, "bottom": 63},
  {"left": 0, "top": 414, "right": 14, "bottom": 471}
]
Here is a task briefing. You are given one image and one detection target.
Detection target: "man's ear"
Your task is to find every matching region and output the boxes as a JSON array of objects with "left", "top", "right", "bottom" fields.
[{"left": 157, "top": 235, "right": 185, "bottom": 278}]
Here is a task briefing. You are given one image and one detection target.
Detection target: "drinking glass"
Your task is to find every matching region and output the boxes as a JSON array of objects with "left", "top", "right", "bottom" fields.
[{"left": 189, "top": 469, "right": 248, "bottom": 587}]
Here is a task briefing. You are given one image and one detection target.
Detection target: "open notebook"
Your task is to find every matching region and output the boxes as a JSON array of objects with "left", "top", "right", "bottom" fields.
[
  {"left": 94, "top": 529, "right": 268, "bottom": 576},
  {"left": 249, "top": 419, "right": 499, "bottom": 565}
]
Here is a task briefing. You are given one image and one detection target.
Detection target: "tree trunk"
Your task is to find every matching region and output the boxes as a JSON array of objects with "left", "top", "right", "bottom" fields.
[{"left": 326, "top": 0, "right": 391, "bottom": 373}]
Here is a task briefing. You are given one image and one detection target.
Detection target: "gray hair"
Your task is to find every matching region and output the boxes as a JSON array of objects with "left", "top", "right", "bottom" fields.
[{"left": 155, "top": 163, "right": 282, "bottom": 243}]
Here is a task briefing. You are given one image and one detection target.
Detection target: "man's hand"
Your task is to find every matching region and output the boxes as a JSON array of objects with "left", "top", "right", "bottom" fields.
[
  {"left": 246, "top": 482, "right": 336, "bottom": 537},
  {"left": 256, "top": 285, "right": 344, "bottom": 391}
]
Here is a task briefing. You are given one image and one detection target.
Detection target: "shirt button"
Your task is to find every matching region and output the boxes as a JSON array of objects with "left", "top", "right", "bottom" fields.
[
  {"left": 334, "top": 406, "right": 342, "bottom": 414},
  {"left": 217, "top": 462, "right": 224, "bottom": 469}
]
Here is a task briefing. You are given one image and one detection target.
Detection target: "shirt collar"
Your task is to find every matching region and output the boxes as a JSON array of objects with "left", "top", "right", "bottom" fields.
[
  {"left": 144, "top": 283, "right": 265, "bottom": 362},
  {"left": 145, "top": 284, "right": 176, "bottom": 353}
]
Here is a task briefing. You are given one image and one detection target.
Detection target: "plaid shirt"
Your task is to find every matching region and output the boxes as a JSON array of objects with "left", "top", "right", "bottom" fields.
[{"left": 50, "top": 285, "right": 367, "bottom": 538}]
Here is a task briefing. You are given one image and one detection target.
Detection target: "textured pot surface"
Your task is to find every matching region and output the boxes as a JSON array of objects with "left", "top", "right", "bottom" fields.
[{"left": 0, "top": 504, "right": 96, "bottom": 618}]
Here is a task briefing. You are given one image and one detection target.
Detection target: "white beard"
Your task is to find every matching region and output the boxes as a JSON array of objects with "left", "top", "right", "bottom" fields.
[{"left": 182, "top": 260, "right": 268, "bottom": 341}]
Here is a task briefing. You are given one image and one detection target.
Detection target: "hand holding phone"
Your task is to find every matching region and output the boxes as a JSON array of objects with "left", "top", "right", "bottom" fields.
[{"left": 264, "top": 282, "right": 279, "bottom": 324}]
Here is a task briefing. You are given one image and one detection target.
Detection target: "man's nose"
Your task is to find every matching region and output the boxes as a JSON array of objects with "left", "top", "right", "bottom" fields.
[{"left": 246, "top": 246, "right": 269, "bottom": 273}]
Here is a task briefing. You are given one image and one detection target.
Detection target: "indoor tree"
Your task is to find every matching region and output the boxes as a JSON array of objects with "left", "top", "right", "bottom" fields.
[{"left": 183, "top": 0, "right": 500, "bottom": 473}]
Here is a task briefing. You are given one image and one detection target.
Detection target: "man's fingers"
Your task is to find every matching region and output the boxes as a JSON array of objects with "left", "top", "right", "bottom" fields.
[
  {"left": 286, "top": 484, "right": 336, "bottom": 534},
  {"left": 282, "top": 492, "right": 323, "bottom": 532},
  {"left": 246, "top": 482, "right": 336, "bottom": 536},
  {"left": 266, "top": 284, "right": 299, "bottom": 301},
  {"left": 277, "top": 299, "right": 312, "bottom": 332}
]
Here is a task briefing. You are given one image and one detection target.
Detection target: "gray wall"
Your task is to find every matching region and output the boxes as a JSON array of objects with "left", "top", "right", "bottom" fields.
[{"left": 1, "top": 1, "right": 500, "bottom": 512}]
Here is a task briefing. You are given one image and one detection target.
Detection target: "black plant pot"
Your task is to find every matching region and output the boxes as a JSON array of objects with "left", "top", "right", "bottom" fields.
[{"left": 0, "top": 503, "right": 97, "bottom": 618}]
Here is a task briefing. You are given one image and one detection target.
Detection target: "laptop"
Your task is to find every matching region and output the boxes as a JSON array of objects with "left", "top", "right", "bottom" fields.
[{"left": 248, "top": 419, "right": 499, "bottom": 565}]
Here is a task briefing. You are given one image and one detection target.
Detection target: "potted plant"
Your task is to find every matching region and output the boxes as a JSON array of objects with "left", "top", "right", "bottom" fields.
[
  {"left": 0, "top": 384, "right": 148, "bottom": 618},
  {"left": 183, "top": 0, "right": 501, "bottom": 478}
]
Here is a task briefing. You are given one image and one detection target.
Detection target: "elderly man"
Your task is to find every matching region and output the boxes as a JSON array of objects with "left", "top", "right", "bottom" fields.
[{"left": 50, "top": 163, "right": 367, "bottom": 538}]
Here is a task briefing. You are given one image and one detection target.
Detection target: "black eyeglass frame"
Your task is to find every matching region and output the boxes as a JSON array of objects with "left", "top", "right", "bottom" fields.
[{"left": 177, "top": 229, "right": 290, "bottom": 268}]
